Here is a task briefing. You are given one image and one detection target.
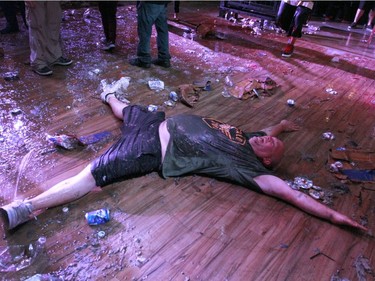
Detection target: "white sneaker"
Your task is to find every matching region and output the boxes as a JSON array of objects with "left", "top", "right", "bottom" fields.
[{"left": 0, "top": 200, "right": 34, "bottom": 229}]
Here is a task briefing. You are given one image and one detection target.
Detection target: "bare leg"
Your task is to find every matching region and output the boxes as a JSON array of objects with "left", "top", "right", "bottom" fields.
[
  {"left": 26, "top": 164, "right": 97, "bottom": 210},
  {"left": 107, "top": 95, "right": 129, "bottom": 120},
  {"left": 367, "top": 9, "right": 375, "bottom": 26},
  {"left": 353, "top": 8, "right": 364, "bottom": 24}
]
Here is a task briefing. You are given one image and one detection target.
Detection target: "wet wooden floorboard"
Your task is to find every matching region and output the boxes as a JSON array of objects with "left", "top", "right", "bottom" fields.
[{"left": 0, "top": 2, "right": 374, "bottom": 281}]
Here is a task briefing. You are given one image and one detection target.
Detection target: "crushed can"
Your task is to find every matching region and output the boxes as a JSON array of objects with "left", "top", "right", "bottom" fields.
[
  {"left": 147, "top": 104, "right": 158, "bottom": 112},
  {"left": 85, "top": 208, "right": 110, "bottom": 225}
]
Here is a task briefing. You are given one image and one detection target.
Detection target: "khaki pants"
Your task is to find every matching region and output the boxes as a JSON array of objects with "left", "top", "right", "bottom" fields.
[{"left": 26, "top": 1, "right": 62, "bottom": 69}]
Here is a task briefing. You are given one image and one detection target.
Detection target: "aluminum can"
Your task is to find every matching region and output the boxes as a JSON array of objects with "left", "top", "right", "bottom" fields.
[
  {"left": 287, "top": 99, "right": 295, "bottom": 106},
  {"left": 85, "top": 208, "right": 110, "bottom": 225},
  {"left": 147, "top": 104, "right": 158, "bottom": 112}
]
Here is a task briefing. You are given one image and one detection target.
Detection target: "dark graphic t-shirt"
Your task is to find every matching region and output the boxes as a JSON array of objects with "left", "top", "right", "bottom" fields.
[{"left": 162, "top": 115, "right": 273, "bottom": 192}]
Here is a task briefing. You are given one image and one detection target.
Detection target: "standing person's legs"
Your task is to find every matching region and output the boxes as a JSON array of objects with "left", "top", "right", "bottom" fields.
[
  {"left": 27, "top": 1, "right": 51, "bottom": 74},
  {"left": 44, "top": 1, "right": 63, "bottom": 64},
  {"left": 155, "top": 4, "right": 171, "bottom": 64},
  {"left": 0, "top": 1, "right": 19, "bottom": 33},
  {"left": 106, "top": 2, "right": 117, "bottom": 44},
  {"left": 135, "top": 2, "right": 157, "bottom": 64},
  {"left": 349, "top": 0, "right": 366, "bottom": 28}
]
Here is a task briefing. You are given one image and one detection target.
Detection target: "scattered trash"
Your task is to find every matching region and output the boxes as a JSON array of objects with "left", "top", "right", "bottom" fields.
[
  {"left": 169, "top": 91, "right": 179, "bottom": 102},
  {"left": 326, "top": 88, "right": 338, "bottom": 95},
  {"left": 331, "top": 57, "right": 340, "bottom": 63},
  {"left": 3, "top": 71, "right": 20, "bottom": 81},
  {"left": 164, "top": 100, "right": 175, "bottom": 107},
  {"left": 226, "top": 77, "right": 278, "bottom": 100},
  {"left": 0, "top": 236, "right": 46, "bottom": 273},
  {"left": 97, "top": 231, "right": 106, "bottom": 238},
  {"left": 85, "top": 208, "right": 110, "bottom": 226},
  {"left": 354, "top": 255, "right": 374, "bottom": 281},
  {"left": 148, "top": 80, "right": 164, "bottom": 91},
  {"left": 287, "top": 99, "right": 295, "bottom": 106},
  {"left": 10, "top": 108, "right": 22, "bottom": 115},
  {"left": 100, "top": 77, "right": 130, "bottom": 96},
  {"left": 329, "top": 161, "right": 344, "bottom": 172},
  {"left": 176, "top": 84, "right": 201, "bottom": 107},
  {"left": 62, "top": 207, "right": 69, "bottom": 213},
  {"left": 89, "top": 68, "right": 101, "bottom": 75},
  {"left": 285, "top": 177, "right": 325, "bottom": 200},
  {"left": 330, "top": 270, "right": 350, "bottom": 281},
  {"left": 147, "top": 104, "right": 158, "bottom": 112},
  {"left": 46, "top": 134, "right": 85, "bottom": 150},
  {"left": 322, "top": 132, "right": 335, "bottom": 140}
]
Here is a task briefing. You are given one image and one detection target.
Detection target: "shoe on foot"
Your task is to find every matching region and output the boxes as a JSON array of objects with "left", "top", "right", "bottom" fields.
[
  {"left": 152, "top": 58, "right": 171, "bottom": 68},
  {"left": 52, "top": 56, "right": 73, "bottom": 66},
  {"left": 348, "top": 22, "right": 358, "bottom": 29},
  {"left": 33, "top": 66, "right": 53, "bottom": 76},
  {"left": 102, "top": 41, "right": 115, "bottom": 51},
  {"left": 0, "top": 200, "right": 34, "bottom": 230},
  {"left": 129, "top": 58, "right": 151, "bottom": 69},
  {"left": 365, "top": 24, "right": 373, "bottom": 31},
  {"left": 282, "top": 44, "right": 294, "bottom": 57}
]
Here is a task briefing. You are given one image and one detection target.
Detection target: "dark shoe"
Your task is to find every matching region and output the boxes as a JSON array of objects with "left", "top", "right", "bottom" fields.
[
  {"left": 0, "top": 26, "right": 19, "bottom": 34},
  {"left": 102, "top": 41, "right": 115, "bottom": 51},
  {"left": 152, "top": 58, "right": 171, "bottom": 68},
  {"left": 52, "top": 56, "right": 73, "bottom": 66},
  {"left": 348, "top": 22, "right": 358, "bottom": 29},
  {"left": 33, "top": 66, "right": 53, "bottom": 76},
  {"left": 282, "top": 44, "right": 294, "bottom": 58},
  {"left": 129, "top": 58, "right": 151, "bottom": 69}
]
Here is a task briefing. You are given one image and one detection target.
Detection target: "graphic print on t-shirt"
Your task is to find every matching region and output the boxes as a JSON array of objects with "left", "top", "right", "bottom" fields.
[{"left": 202, "top": 117, "right": 247, "bottom": 145}]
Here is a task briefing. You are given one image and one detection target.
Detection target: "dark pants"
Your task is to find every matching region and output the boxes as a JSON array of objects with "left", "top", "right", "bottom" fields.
[
  {"left": 0, "top": 1, "right": 24, "bottom": 30},
  {"left": 98, "top": 1, "right": 117, "bottom": 43},
  {"left": 276, "top": 2, "right": 312, "bottom": 38},
  {"left": 136, "top": 2, "right": 171, "bottom": 63}
]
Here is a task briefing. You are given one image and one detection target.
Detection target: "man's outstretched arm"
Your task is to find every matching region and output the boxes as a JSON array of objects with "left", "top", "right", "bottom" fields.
[
  {"left": 254, "top": 174, "right": 368, "bottom": 231},
  {"left": 261, "top": 120, "right": 301, "bottom": 137}
]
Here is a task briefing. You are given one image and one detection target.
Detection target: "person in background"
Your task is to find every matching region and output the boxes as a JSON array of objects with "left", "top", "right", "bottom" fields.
[
  {"left": 26, "top": 1, "right": 72, "bottom": 76},
  {"left": 173, "top": 1, "right": 180, "bottom": 20},
  {"left": 129, "top": 1, "right": 171, "bottom": 69},
  {"left": 276, "top": 0, "right": 314, "bottom": 58},
  {"left": 98, "top": 1, "right": 118, "bottom": 52},
  {"left": 0, "top": 1, "right": 26, "bottom": 34},
  {"left": 348, "top": 1, "right": 375, "bottom": 31}
]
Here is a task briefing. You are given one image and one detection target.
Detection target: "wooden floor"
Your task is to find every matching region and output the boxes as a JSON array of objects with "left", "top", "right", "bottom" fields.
[{"left": 0, "top": 2, "right": 374, "bottom": 280}]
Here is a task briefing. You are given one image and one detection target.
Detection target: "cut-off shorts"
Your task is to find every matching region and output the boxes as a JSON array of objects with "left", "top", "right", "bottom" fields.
[
  {"left": 91, "top": 105, "right": 166, "bottom": 187},
  {"left": 276, "top": 2, "right": 312, "bottom": 38}
]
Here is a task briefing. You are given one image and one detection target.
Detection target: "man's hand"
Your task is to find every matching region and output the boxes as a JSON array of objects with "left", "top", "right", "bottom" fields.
[
  {"left": 254, "top": 175, "right": 369, "bottom": 232},
  {"left": 261, "top": 120, "right": 301, "bottom": 137},
  {"left": 279, "top": 120, "right": 301, "bottom": 132}
]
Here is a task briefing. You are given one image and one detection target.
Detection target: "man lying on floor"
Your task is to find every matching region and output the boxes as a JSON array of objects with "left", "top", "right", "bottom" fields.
[{"left": 0, "top": 93, "right": 368, "bottom": 232}]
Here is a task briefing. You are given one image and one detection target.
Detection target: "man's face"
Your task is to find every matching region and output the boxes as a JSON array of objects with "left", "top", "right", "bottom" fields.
[{"left": 249, "top": 136, "right": 285, "bottom": 167}]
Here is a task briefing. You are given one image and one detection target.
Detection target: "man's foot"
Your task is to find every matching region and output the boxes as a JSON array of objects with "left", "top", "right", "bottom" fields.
[
  {"left": 152, "top": 58, "right": 171, "bottom": 68},
  {"left": 282, "top": 44, "right": 294, "bottom": 58},
  {"left": 0, "top": 200, "right": 34, "bottom": 230},
  {"left": 365, "top": 24, "right": 373, "bottom": 31},
  {"left": 0, "top": 26, "right": 19, "bottom": 34},
  {"left": 129, "top": 58, "right": 151, "bottom": 69},
  {"left": 102, "top": 41, "right": 115, "bottom": 52},
  {"left": 52, "top": 56, "right": 73, "bottom": 66},
  {"left": 33, "top": 66, "right": 53, "bottom": 76},
  {"left": 348, "top": 22, "right": 358, "bottom": 29}
]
